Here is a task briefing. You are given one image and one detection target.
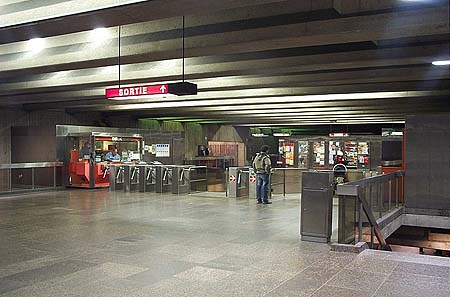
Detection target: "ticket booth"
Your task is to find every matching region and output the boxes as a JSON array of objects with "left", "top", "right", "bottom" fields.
[{"left": 67, "top": 132, "right": 143, "bottom": 188}]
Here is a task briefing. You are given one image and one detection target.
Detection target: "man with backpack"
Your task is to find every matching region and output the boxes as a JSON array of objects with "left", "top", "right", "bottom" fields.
[{"left": 252, "top": 145, "right": 272, "bottom": 204}]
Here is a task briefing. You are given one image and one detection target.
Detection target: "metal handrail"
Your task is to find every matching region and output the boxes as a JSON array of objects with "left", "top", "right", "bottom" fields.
[
  {"left": 0, "top": 162, "right": 63, "bottom": 169},
  {"left": 340, "top": 171, "right": 404, "bottom": 187},
  {"left": 0, "top": 162, "right": 63, "bottom": 194},
  {"left": 336, "top": 170, "right": 404, "bottom": 251},
  {"left": 271, "top": 167, "right": 307, "bottom": 197}
]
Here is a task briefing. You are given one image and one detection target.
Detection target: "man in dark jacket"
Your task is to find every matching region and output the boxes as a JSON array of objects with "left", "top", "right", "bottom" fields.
[{"left": 252, "top": 145, "right": 272, "bottom": 204}]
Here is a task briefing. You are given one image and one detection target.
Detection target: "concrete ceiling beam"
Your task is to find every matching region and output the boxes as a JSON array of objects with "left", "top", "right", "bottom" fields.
[{"left": 0, "top": 7, "right": 447, "bottom": 74}]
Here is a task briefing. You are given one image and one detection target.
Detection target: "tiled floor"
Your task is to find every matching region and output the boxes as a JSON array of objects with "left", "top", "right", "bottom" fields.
[{"left": 0, "top": 189, "right": 449, "bottom": 296}]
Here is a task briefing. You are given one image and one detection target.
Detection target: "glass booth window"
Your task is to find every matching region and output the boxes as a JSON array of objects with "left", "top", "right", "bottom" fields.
[{"left": 94, "top": 138, "right": 142, "bottom": 162}]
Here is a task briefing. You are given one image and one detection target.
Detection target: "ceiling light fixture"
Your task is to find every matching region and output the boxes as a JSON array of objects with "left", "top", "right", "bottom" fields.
[
  {"left": 91, "top": 27, "right": 108, "bottom": 40},
  {"left": 273, "top": 133, "right": 291, "bottom": 137},
  {"left": 27, "top": 38, "right": 45, "bottom": 53},
  {"left": 329, "top": 133, "right": 349, "bottom": 137},
  {"left": 106, "top": 17, "right": 197, "bottom": 100},
  {"left": 251, "top": 133, "right": 269, "bottom": 137},
  {"left": 432, "top": 60, "right": 450, "bottom": 66}
]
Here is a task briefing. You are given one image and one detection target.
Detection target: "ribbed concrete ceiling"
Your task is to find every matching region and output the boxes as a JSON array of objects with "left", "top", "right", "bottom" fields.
[{"left": 0, "top": 0, "right": 449, "bottom": 126}]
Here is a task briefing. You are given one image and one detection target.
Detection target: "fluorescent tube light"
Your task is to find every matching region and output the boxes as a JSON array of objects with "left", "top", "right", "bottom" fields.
[
  {"left": 432, "top": 60, "right": 450, "bottom": 66},
  {"left": 273, "top": 133, "right": 291, "bottom": 137}
]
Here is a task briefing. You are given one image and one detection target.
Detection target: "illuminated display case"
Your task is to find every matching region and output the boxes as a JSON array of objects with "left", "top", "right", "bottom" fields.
[
  {"left": 298, "top": 141, "right": 309, "bottom": 169},
  {"left": 357, "top": 142, "right": 370, "bottom": 169},
  {"left": 312, "top": 141, "right": 326, "bottom": 168},
  {"left": 328, "top": 141, "right": 344, "bottom": 166},
  {"left": 345, "top": 141, "right": 358, "bottom": 168},
  {"left": 277, "top": 137, "right": 377, "bottom": 170},
  {"left": 279, "top": 141, "right": 295, "bottom": 167}
]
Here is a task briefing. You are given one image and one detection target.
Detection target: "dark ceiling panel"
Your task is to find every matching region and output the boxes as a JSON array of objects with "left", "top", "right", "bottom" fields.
[{"left": 0, "top": 0, "right": 449, "bottom": 127}]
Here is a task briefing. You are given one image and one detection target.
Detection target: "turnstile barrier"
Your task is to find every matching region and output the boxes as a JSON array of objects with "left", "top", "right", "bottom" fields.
[
  {"left": 110, "top": 164, "right": 207, "bottom": 195},
  {"left": 109, "top": 165, "right": 124, "bottom": 191},
  {"left": 138, "top": 165, "right": 156, "bottom": 192},
  {"left": 155, "top": 166, "right": 172, "bottom": 193}
]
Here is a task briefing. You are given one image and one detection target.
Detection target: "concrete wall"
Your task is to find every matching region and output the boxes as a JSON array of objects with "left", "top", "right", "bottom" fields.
[
  {"left": 183, "top": 124, "right": 248, "bottom": 162},
  {"left": 11, "top": 126, "right": 57, "bottom": 163},
  {"left": 184, "top": 123, "right": 205, "bottom": 160},
  {"left": 405, "top": 115, "right": 450, "bottom": 216},
  {"left": 0, "top": 127, "right": 11, "bottom": 191}
]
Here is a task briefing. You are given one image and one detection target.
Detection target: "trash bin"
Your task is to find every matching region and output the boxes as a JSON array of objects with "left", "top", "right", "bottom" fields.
[{"left": 300, "top": 171, "right": 334, "bottom": 243}]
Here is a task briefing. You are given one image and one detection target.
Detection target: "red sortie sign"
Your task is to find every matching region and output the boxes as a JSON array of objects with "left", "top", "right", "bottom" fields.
[{"left": 106, "top": 84, "right": 168, "bottom": 99}]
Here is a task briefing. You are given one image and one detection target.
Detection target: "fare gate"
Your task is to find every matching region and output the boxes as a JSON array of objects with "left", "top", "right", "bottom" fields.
[
  {"left": 109, "top": 165, "right": 124, "bottom": 191},
  {"left": 111, "top": 164, "right": 207, "bottom": 194},
  {"left": 227, "top": 167, "right": 257, "bottom": 199},
  {"left": 172, "top": 166, "right": 190, "bottom": 194},
  {"left": 138, "top": 165, "right": 156, "bottom": 192},
  {"left": 155, "top": 166, "right": 172, "bottom": 193},
  {"left": 124, "top": 165, "right": 139, "bottom": 192},
  {"left": 248, "top": 168, "right": 257, "bottom": 199},
  {"left": 109, "top": 164, "right": 140, "bottom": 192}
]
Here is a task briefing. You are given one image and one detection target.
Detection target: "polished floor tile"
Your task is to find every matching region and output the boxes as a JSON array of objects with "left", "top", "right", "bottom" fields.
[{"left": 0, "top": 189, "right": 449, "bottom": 297}]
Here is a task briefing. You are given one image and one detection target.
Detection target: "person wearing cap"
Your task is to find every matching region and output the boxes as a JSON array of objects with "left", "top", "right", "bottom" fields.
[{"left": 252, "top": 145, "right": 272, "bottom": 204}]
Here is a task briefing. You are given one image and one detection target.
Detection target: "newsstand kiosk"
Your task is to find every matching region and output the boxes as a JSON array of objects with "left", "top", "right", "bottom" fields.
[{"left": 67, "top": 132, "right": 143, "bottom": 188}]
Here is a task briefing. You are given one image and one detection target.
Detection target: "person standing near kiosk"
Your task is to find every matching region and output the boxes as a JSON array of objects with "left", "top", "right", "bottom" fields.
[
  {"left": 252, "top": 145, "right": 272, "bottom": 204},
  {"left": 105, "top": 147, "right": 121, "bottom": 162}
]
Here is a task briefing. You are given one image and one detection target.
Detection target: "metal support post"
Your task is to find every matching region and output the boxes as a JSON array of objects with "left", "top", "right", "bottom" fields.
[
  {"left": 31, "top": 168, "right": 35, "bottom": 190},
  {"left": 370, "top": 226, "right": 374, "bottom": 249},
  {"left": 109, "top": 166, "right": 116, "bottom": 191},
  {"left": 53, "top": 165, "right": 57, "bottom": 188},
  {"left": 378, "top": 182, "right": 383, "bottom": 218},
  {"left": 395, "top": 176, "right": 399, "bottom": 207},
  {"left": 388, "top": 180, "right": 392, "bottom": 210},
  {"left": 124, "top": 165, "right": 131, "bottom": 192},
  {"left": 138, "top": 165, "right": 146, "bottom": 192},
  {"left": 358, "top": 201, "right": 363, "bottom": 242}
]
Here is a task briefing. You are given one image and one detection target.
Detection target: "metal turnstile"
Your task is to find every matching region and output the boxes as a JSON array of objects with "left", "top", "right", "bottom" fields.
[
  {"left": 172, "top": 166, "right": 190, "bottom": 194},
  {"left": 248, "top": 168, "right": 257, "bottom": 199},
  {"left": 138, "top": 165, "right": 156, "bottom": 192},
  {"left": 227, "top": 167, "right": 250, "bottom": 198},
  {"left": 300, "top": 171, "right": 334, "bottom": 243},
  {"left": 155, "top": 166, "right": 172, "bottom": 193},
  {"left": 124, "top": 165, "right": 139, "bottom": 192},
  {"left": 109, "top": 165, "right": 124, "bottom": 191}
]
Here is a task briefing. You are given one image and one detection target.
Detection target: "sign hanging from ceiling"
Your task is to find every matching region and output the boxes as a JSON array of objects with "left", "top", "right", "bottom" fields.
[
  {"left": 105, "top": 82, "right": 197, "bottom": 100},
  {"left": 106, "top": 84, "right": 168, "bottom": 99}
]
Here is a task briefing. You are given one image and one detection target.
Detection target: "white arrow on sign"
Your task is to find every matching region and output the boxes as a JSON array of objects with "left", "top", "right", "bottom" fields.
[{"left": 160, "top": 85, "right": 167, "bottom": 93}]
